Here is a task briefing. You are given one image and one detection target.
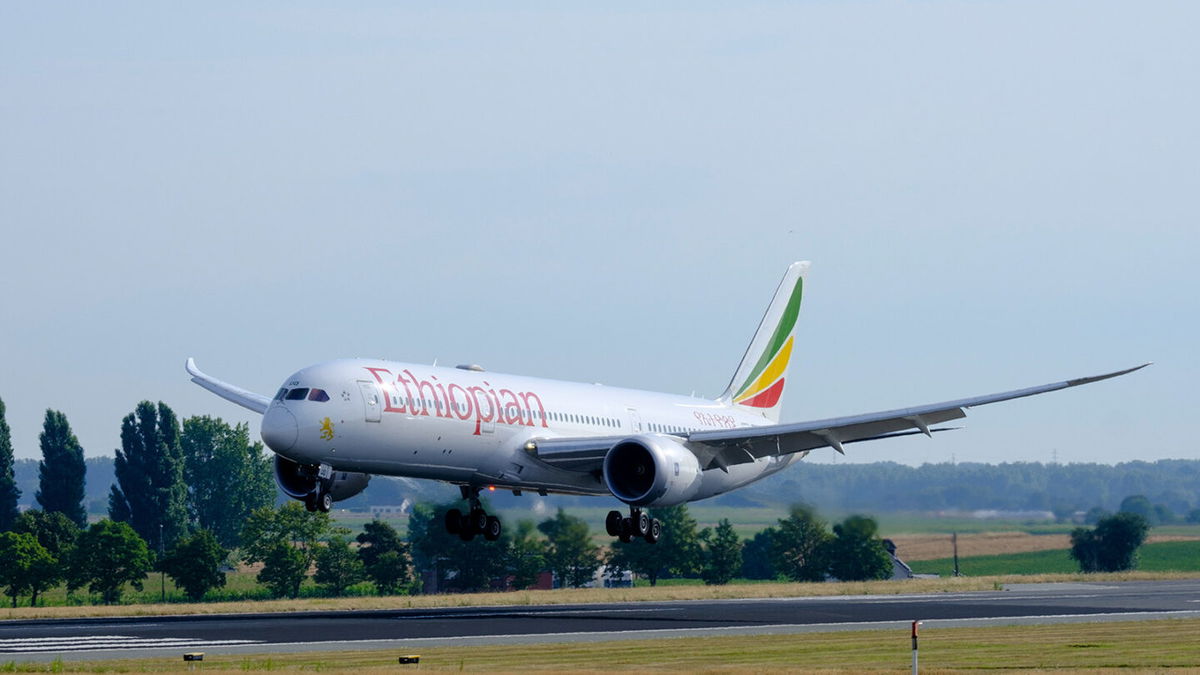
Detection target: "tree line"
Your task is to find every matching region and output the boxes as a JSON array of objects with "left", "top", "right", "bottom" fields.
[{"left": 742, "top": 460, "right": 1200, "bottom": 518}]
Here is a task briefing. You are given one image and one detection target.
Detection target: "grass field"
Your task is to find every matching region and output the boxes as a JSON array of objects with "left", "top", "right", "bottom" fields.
[
  {"left": 5, "top": 617, "right": 1198, "bottom": 672},
  {"left": 909, "top": 539, "right": 1200, "bottom": 577}
]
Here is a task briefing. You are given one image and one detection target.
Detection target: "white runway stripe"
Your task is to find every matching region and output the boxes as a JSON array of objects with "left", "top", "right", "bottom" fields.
[{"left": 0, "top": 635, "right": 260, "bottom": 653}]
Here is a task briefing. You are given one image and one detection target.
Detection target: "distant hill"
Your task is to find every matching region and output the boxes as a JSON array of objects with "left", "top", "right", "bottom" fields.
[{"left": 13, "top": 457, "right": 1199, "bottom": 518}]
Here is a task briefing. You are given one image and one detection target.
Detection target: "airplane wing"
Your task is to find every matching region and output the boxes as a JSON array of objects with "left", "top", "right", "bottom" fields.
[
  {"left": 531, "top": 364, "right": 1148, "bottom": 472},
  {"left": 185, "top": 358, "right": 271, "bottom": 414}
]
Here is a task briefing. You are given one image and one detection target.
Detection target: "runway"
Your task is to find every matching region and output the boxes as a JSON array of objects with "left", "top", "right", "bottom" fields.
[{"left": 1, "top": 579, "right": 1198, "bottom": 662}]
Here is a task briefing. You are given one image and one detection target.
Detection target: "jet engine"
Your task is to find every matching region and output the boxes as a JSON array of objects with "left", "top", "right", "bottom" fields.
[
  {"left": 274, "top": 455, "right": 370, "bottom": 502},
  {"left": 603, "top": 435, "right": 702, "bottom": 507}
]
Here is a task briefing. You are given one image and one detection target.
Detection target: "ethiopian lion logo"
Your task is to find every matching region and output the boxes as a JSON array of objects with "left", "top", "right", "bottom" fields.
[{"left": 319, "top": 417, "right": 335, "bottom": 441}]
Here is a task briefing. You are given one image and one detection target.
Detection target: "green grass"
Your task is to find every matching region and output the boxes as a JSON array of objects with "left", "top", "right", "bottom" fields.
[{"left": 910, "top": 539, "right": 1200, "bottom": 577}]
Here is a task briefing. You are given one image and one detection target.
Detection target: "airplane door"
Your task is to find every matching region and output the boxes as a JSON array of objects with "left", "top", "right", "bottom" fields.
[
  {"left": 357, "top": 381, "right": 382, "bottom": 423},
  {"left": 627, "top": 408, "right": 642, "bottom": 433}
]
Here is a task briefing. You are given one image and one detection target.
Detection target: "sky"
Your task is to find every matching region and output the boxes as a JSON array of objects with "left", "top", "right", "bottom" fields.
[{"left": 1, "top": 1, "right": 1196, "bottom": 468}]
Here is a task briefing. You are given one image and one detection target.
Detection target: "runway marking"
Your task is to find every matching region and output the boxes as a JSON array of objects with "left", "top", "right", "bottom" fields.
[{"left": 0, "top": 635, "right": 261, "bottom": 653}]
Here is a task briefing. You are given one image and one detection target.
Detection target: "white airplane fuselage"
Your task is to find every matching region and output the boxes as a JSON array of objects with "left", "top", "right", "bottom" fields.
[{"left": 262, "top": 358, "right": 803, "bottom": 502}]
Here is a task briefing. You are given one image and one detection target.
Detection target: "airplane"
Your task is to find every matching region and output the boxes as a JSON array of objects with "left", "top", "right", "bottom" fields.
[{"left": 187, "top": 261, "right": 1146, "bottom": 544}]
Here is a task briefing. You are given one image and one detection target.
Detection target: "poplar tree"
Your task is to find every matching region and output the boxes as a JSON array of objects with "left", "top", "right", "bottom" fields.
[
  {"left": 36, "top": 410, "right": 87, "bottom": 528},
  {"left": 181, "top": 416, "right": 275, "bottom": 548},
  {"left": 0, "top": 397, "right": 20, "bottom": 530},
  {"left": 108, "top": 401, "right": 190, "bottom": 553}
]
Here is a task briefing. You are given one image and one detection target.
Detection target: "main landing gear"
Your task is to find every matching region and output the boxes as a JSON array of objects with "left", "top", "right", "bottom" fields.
[
  {"left": 444, "top": 486, "right": 503, "bottom": 542},
  {"left": 606, "top": 508, "right": 661, "bottom": 544}
]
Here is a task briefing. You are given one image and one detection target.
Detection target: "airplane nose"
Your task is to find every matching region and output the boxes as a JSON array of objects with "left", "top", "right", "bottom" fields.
[{"left": 261, "top": 406, "right": 298, "bottom": 452}]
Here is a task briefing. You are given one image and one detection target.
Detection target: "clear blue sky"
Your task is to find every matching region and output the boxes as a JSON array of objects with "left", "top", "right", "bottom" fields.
[{"left": 1, "top": 2, "right": 1195, "bottom": 467}]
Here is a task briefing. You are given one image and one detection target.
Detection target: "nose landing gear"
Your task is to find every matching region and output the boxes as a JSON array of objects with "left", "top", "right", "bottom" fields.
[
  {"left": 606, "top": 508, "right": 660, "bottom": 544},
  {"left": 444, "top": 486, "right": 503, "bottom": 542}
]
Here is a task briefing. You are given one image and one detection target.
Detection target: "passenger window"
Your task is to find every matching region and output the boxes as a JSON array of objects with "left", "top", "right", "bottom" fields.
[
  {"left": 285, "top": 388, "right": 309, "bottom": 400},
  {"left": 308, "top": 389, "right": 330, "bottom": 402}
]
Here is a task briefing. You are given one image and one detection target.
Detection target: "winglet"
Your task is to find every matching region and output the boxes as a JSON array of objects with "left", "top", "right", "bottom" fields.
[{"left": 186, "top": 358, "right": 271, "bottom": 415}]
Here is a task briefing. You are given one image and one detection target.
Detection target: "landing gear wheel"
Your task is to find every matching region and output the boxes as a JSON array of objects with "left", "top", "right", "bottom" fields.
[
  {"left": 458, "top": 525, "right": 476, "bottom": 541},
  {"left": 634, "top": 510, "right": 650, "bottom": 537},
  {"left": 469, "top": 508, "right": 488, "bottom": 533},
  {"left": 319, "top": 491, "right": 333, "bottom": 513},
  {"left": 445, "top": 508, "right": 462, "bottom": 534},
  {"left": 605, "top": 510, "right": 623, "bottom": 536},
  {"left": 644, "top": 518, "right": 662, "bottom": 544},
  {"left": 618, "top": 517, "right": 633, "bottom": 543},
  {"left": 484, "top": 515, "right": 502, "bottom": 541},
  {"left": 304, "top": 494, "right": 317, "bottom": 512}
]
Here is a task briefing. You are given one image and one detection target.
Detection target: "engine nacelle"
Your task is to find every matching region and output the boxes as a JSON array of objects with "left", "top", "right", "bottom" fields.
[
  {"left": 274, "top": 455, "right": 371, "bottom": 502},
  {"left": 603, "top": 435, "right": 702, "bottom": 507}
]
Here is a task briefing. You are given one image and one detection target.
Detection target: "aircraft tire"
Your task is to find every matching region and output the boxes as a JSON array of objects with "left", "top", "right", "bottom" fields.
[
  {"left": 458, "top": 526, "right": 475, "bottom": 541},
  {"left": 469, "top": 508, "right": 488, "bottom": 533},
  {"left": 635, "top": 511, "right": 650, "bottom": 537},
  {"left": 319, "top": 492, "right": 333, "bottom": 512},
  {"left": 445, "top": 508, "right": 462, "bottom": 534},
  {"left": 645, "top": 518, "right": 661, "bottom": 544},
  {"left": 605, "top": 510, "right": 622, "bottom": 536},
  {"left": 304, "top": 493, "right": 318, "bottom": 512},
  {"left": 484, "top": 516, "right": 502, "bottom": 541}
]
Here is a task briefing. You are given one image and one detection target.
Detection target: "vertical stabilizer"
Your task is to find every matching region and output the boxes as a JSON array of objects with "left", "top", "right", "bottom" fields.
[{"left": 719, "top": 261, "right": 808, "bottom": 422}]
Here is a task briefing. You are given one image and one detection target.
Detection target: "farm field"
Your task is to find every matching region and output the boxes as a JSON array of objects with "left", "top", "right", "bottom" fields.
[
  {"left": 909, "top": 540, "right": 1200, "bottom": 577},
  {"left": 890, "top": 531, "right": 1200, "bottom": 561}
]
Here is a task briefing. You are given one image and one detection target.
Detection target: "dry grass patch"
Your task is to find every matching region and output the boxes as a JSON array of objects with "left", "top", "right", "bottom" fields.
[{"left": 890, "top": 531, "right": 1200, "bottom": 561}]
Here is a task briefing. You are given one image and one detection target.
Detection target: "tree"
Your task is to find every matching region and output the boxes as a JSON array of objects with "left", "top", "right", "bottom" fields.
[
  {"left": 407, "top": 501, "right": 509, "bottom": 593},
  {"left": 1070, "top": 512, "right": 1150, "bottom": 573},
  {"left": 160, "top": 529, "right": 227, "bottom": 601},
  {"left": 538, "top": 509, "right": 600, "bottom": 589},
  {"left": 36, "top": 410, "right": 87, "bottom": 528},
  {"left": 258, "top": 543, "right": 309, "bottom": 599},
  {"left": 315, "top": 536, "right": 366, "bottom": 596},
  {"left": 741, "top": 528, "right": 777, "bottom": 580},
  {"left": 0, "top": 532, "right": 55, "bottom": 607},
  {"left": 607, "top": 505, "right": 706, "bottom": 586},
  {"left": 181, "top": 417, "right": 275, "bottom": 548},
  {"left": 825, "top": 515, "right": 892, "bottom": 582},
  {"left": 67, "top": 520, "right": 154, "bottom": 604},
  {"left": 0, "top": 397, "right": 20, "bottom": 530},
  {"left": 702, "top": 519, "right": 742, "bottom": 585},
  {"left": 1118, "top": 495, "right": 1159, "bottom": 526},
  {"left": 508, "top": 520, "right": 547, "bottom": 590},
  {"left": 356, "top": 520, "right": 412, "bottom": 595},
  {"left": 241, "top": 503, "right": 337, "bottom": 598},
  {"left": 12, "top": 510, "right": 77, "bottom": 606},
  {"left": 109, "top": 401, "right": 190, "bottom": 552},
  {"left": 771, "top": 505, "right": 831, "bottom": 582}
]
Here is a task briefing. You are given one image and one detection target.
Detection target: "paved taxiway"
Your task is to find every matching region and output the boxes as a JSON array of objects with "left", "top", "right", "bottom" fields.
[{"left": 2, "top": 579, "right": 1198, "bottom": 662}]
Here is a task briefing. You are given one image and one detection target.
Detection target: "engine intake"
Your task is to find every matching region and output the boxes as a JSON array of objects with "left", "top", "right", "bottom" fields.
[
  {"left": 603, "top": 435, "right": 702, "bottom": 507},
  {"left": 274, "top": 455, "right": 371, "bottom": 502}
]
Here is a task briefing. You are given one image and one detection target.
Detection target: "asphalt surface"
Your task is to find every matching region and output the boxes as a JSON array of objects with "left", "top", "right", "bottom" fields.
[{"left": 2, "top": 579, "right": 1198, "bottom": 662}]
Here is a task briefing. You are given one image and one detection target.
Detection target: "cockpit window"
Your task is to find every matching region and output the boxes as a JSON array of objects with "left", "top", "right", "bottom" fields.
[
  {"left": 307, "top": 389, "right": 330, "bottom": 402},
  {"left": 274, "top": 388, "right": 288, "bottom": 401},
  {"left": 284, "top": 388, "right": 310, "bottom": 401}
]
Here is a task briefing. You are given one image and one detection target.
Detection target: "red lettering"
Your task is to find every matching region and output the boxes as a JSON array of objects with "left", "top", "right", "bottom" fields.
[{"left": 363, "top": 367, "right": 407, "bottom": 413}]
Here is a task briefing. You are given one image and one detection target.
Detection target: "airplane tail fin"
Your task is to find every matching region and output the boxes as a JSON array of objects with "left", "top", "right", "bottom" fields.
[{"left": 718, "top": 261, "right": 809, "bottom": 422}]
